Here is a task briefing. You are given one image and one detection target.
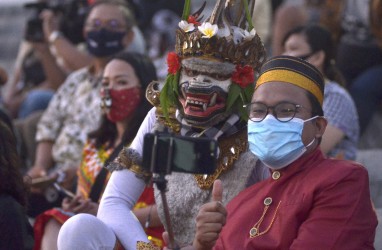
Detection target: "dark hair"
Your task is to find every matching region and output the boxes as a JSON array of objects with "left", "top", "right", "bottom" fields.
[
  {"left": 89, "top": 52, "right": 157, "bottom": 148},
  {"left": 0, "top": 121, "right": 28, "bottom": 208},
  {"left": 282, "top": 24, "right": 346, "bottom": 87},
  {"left": 86, "top": 0, "right": 136, "bottom": 32}
]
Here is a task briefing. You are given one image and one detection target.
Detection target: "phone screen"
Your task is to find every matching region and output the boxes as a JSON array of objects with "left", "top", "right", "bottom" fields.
[
  {"left": 53, "top": 183, "right": 75, "bottom": 199},
  {"left": 142, "top": 133, "right": 218, "bottom": 175}
]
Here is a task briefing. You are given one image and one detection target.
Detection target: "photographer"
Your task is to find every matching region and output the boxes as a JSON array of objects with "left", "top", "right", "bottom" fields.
[{"left": 3, "top": 7, "right": 68, "bottom": 119}]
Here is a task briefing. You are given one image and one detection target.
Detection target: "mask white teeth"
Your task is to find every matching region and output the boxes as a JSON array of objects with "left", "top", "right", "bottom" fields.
[
  {"left": 203, "top": 103, "right": 207, "bottom": 111},
  {"left": 181, "top": 87, "right": 187, "bottom": 99},
  {"left": 209, "top": 93, "right": 217, "bottom": 107}
]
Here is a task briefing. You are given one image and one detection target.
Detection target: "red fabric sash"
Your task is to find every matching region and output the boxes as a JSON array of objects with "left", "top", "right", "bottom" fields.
[{"left": 33, "top": 208, "right": 72, "bottom": 250}]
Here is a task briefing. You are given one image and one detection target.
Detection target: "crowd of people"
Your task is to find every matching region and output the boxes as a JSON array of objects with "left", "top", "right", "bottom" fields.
[{"left": 0, "top": 0, "right": 380, "bottom": 249}]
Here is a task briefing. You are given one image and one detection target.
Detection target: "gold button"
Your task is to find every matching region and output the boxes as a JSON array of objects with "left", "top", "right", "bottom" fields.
[
  {"left": 264, "top": 197, "right": 272, "bottom": 206},
  {"left": 249, "top": 228, "right": 258, "bottom": 237},
  {"left": 272, "top": 171, "right": 281, "bottom": 180}
]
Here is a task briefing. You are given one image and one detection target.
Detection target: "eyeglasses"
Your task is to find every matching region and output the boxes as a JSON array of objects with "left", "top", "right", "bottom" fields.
[
  {"left": 85, "top": 18, "right": 126, "bottom": 32},
  {"left": 243, "top": 102, "right": 305, "bottom": 122}
]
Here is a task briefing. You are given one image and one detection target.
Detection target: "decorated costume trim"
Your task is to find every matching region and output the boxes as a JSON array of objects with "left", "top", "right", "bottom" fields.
[
  {"left": 136, "top": 241, "right": 160, "bottom": 250},
  {"left": 226, "top": 65, "right": 255, "bottom": 120},
  {"left": 107, "top": 147, "right": 152, "bottom": 183}
]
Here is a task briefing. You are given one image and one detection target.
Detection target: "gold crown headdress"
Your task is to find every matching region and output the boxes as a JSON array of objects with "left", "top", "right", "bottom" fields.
[
  {"left": 157, "top": 0, "right": 266, "bottom": 125},
  {"left": 176, "top": 0, "right": 265, "bottom": 68}
]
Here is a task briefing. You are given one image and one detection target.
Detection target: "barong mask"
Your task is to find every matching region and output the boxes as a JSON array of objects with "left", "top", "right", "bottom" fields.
[{"left": 156, "top": 0, "right": 266, "bottom": 129}]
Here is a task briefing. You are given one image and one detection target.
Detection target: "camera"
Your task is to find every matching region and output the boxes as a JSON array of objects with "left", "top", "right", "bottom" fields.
[
  {"left": 142, "top": 133, "right": 218, "bottom": 175},
  {"left": 24, "top": 0, "right": 88, "bottom": 43},
  {"left": 25, "top": 18, "right": 44, "bottom": 42}
]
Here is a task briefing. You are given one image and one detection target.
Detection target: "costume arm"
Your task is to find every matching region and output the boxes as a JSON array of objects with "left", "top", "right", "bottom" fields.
[
  {"left": 129, "top": 107, "right": 157, "bottom": 155},
  {"left": 290, "top": 165, "right": 377, "bottom": 249},
  {"left": 97, "top": 170, "right": 149, "bottom": 249},
  {"left": 97, "top": 108, "right": 158, "bottom": 249}
]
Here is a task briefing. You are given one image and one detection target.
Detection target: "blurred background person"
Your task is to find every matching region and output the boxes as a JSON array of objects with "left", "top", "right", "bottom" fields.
[
  {"left": 32, "top": 52, "right": 163, "bottom": 250},
  {"left": 282, "top": 24, "right": 359, "bottom": 160},
  {"left": 271, "top": 0, "right": 326, "bottom": 56},
  {"left": 0, "top": 120, "right": 34, "bottom": 250},
  {"left": 271, "top": 0, "right": 382, "bottom": 136},
  {"left": 329, "top": 0, "right": 382, "bottom": 135},
  {"left": 2, "top": 0, "right": 88, "bottom": 120}
]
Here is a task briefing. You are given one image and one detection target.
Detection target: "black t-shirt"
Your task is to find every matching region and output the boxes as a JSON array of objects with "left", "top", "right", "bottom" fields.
[{"left": 0, "top": 194, "right": 34, "bottom": 250}]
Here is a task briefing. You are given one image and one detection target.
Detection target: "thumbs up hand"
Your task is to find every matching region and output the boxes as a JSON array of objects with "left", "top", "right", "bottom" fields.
[{"left": 193, "top": 180, "right": 227, "bottom": 250}]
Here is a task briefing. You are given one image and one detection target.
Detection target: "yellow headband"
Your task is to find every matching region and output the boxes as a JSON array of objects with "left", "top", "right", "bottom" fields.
[{"left": 256, "top": 69, "right": 323, "bottom": 105}]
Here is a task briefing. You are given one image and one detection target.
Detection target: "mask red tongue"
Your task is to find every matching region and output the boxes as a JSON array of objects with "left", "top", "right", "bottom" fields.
[{"left": 106, "top": 87, "right": 142, "bottom": 123}]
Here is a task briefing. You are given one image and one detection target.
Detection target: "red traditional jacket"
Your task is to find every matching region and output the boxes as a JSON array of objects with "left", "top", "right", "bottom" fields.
[{"left": 215, "top": 149, "right": 377, "bottom": 250}]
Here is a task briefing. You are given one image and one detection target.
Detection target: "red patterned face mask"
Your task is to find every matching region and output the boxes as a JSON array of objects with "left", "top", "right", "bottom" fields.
[{"left": 102, "top": 87, "right": 142, "bottom": 122}]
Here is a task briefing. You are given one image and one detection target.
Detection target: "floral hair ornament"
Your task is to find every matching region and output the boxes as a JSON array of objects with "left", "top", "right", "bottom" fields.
[
  {"left": 178, "top": 20, "right": 195, "bottom": 33},
  {"left": 227, "top": 65, "right": 255, "bottom": 119},
  {"left": 160, "top": 52, "right": 181, "bottom": 119},
  {"left": 187, "top": 15, "right": 200, "bottom": 26},
  {"left": 198, "top": 22, "right": 218, "bottom": 38},
  {"left": 160, "top": 0, "right": 206, "bottom": 120}
]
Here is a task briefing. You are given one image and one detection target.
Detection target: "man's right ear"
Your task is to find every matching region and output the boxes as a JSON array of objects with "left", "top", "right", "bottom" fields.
[{"left": 314, "top": 116, "right": 328, "bottom": 140}]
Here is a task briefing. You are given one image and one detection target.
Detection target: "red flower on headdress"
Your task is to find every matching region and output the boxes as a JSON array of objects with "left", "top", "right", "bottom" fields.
[
  {"left": 167, "top": 52, "right": 181, "bottom": 75},
  {"left": 232, "top": 65, "right": 255, "bottom": 88},
  {"left": 187, "top": 15, "right": 200, "bottom": 26}
]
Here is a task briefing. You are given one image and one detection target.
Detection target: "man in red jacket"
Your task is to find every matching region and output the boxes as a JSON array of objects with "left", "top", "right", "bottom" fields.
[{"left": 193, "top": 55, "right": 378, "bottom": 250}]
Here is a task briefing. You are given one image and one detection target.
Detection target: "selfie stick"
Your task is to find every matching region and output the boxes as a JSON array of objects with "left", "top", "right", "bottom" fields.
[{"left": 150, "top": 135, "right": 179, "bottom": 250}]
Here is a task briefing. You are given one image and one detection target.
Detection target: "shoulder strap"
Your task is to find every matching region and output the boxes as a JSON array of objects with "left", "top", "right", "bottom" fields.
[{"left": 88, "top": 143, "right": 124, "bottom": 202}]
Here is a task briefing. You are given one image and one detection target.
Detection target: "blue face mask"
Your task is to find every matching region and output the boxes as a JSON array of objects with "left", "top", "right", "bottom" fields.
[
  {"left": 248, "top": 115, "right": 317, "bottom": 169},
  {"left": 86, "top": 29, "right": 126, "bottom": 57}
]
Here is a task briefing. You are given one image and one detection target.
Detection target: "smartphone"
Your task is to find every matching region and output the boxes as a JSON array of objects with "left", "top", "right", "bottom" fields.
[
  {"left": 142, "top": 133, "right": 218, "bottom": 175},
  {"left": 53, "top": 182, "right": 75, "bottom": 199},
  {"left": 30, "top": 176, "right": 56, "bottom": 189}
]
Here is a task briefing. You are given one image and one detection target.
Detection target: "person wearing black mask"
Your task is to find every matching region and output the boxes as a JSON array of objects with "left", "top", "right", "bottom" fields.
[{"left": 26, "top": 0, "right": 137, "bottom": 218}]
